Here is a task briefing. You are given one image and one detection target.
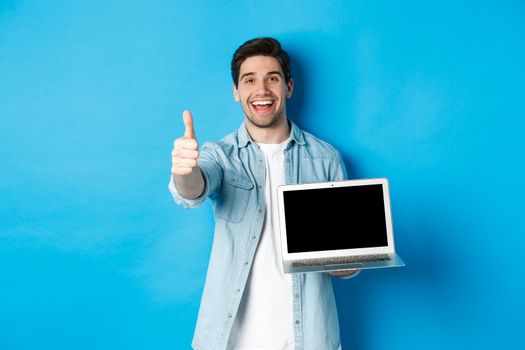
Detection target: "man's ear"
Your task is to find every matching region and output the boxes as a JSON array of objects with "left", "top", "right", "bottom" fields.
[
  {"left": 233, "top": 83, "right": 240, "bottom": 102},
  {"left": 286, "top": 78, "right": 294, "bottom": 99}
]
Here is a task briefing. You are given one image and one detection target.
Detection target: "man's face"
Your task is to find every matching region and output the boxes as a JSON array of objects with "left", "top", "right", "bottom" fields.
[{"left": 233, "top": 55, "right": 294, "bottom": 129}]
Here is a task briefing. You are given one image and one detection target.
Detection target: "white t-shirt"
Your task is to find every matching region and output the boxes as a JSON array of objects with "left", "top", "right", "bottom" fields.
[{"left": 227, "top": 141, "right": 294, "bottom": 350}]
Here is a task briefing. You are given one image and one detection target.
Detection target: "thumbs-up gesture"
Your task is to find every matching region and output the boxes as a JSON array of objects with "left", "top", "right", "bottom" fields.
[{"left": 171, "top": 110, "right": 200, "bottom": 176}]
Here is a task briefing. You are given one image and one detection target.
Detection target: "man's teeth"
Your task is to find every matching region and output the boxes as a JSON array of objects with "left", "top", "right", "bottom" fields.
[{"left": 251, "top": 100, "right": 273, "bottom": 105}]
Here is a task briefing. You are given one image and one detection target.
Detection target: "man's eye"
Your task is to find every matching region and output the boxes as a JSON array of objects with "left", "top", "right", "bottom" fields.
[
  {"left": 269, "top": 76, "right": 279, "bottom": 82},
  {"left": 245, "top": 78, "right": 254, "bottom": 84}
]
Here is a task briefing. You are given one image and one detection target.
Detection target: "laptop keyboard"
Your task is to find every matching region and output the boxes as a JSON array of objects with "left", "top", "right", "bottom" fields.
[{"left": 292, "top": 254, "right": 391, "bottom": 267}]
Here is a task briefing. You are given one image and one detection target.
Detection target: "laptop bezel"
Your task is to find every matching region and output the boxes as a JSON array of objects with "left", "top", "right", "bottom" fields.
[{"left": 277, "top": 178, "right": 395, "bottom": 262}]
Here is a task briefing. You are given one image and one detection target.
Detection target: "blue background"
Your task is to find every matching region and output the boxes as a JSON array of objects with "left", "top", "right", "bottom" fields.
[{"left": 1, "top": 1, "right": 524, "bottom": 349}]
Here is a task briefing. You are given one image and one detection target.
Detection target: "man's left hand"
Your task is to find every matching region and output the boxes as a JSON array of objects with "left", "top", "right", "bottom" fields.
[{"left": 327, "top": 269, "right": 361, "bottom": 278}]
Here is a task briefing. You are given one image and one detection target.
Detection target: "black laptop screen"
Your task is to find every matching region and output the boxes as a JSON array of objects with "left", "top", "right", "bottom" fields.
[{"left": 283, "top": 184, "right": 389, "bottom": 253}]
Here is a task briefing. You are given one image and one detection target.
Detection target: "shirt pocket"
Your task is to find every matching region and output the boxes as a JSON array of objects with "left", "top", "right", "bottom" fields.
[{"left": 215, "top": 170, "right": 254, "bottom": 223}]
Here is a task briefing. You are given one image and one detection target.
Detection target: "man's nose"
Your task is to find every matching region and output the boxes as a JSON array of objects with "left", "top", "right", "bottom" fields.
[{"left": 254, "top": 79, "right": 270, "bottom": 94}]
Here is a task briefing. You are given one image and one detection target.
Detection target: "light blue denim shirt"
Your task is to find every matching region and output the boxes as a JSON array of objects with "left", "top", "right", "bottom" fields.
[{"left": 169, "top": 120, "right": 353, "bottom": 350}]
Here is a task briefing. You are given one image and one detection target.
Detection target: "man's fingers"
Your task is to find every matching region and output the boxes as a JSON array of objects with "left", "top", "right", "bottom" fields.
[
  {"left": 172, "top": 165, "right": 194, "bottom": 176},
  {"left": 172, "top": 148, "right": 199, "bottom": 160},
  {"left": 172, "top": 110, "right": 199, "bottom": 177},
  {"left": 183, "top": 110, "right": 196, "bottom": 139},
  {"left": 174, "top": 158, "right": 198, "bottom": 167},
  {"left": 327, "top": 269, "right": 360, "bottom": 277},
  {"left": 174, "top": 137, "right": 199, "bottom": 151}
]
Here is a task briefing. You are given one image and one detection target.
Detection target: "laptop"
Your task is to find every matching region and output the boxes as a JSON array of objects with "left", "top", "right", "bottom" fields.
[{"left": 277, "top": 178, "right": 405, "bottom": 274}]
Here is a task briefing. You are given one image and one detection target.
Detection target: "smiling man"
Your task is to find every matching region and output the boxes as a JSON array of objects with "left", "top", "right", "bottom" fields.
[
  {"left": 169, "top": 37, "right": 359, "bottom": 350},
  {"left": 234, "top": 55, "right": 292, "bottom": 134}
]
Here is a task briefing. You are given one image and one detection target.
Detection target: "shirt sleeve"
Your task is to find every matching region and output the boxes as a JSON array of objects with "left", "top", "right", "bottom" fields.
[
  {"left": 332, "top": 149, "right": 348, "bottom": 181},
  {"left": 168, "top": 141, "right": 224, "bottom": 208}
]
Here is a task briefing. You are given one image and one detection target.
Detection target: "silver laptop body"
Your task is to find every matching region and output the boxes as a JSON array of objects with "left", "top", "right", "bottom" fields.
[{"left": 277, "top": 178, "right": 405, "bottom": 274}]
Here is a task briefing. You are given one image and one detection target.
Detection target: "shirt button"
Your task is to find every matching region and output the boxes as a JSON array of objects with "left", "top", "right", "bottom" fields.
[
  {"left": 294, "top": 293, "right": 299, "bottom": 299},
  {"left": 236, "top": 288, "right": 240, "bottom": 293},
  {"left": 258, "top": 209, "right": 263, "bottom": 214},
  {"left": 228, "top": 313, "right": 233, "bottom": 319},
  {"left": 252, "top": 235, "right": 256, "bottom": 239},
  {"left": 244, "top": 261, "right": 249, "bottom": 266},
  {"left": 295, "top": 320, "right": 300, "bottom": 325}
]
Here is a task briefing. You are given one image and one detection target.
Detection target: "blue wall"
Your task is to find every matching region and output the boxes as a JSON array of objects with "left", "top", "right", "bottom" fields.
[{"left": 1, "top": 1, "right": 524, "bottom": 349}]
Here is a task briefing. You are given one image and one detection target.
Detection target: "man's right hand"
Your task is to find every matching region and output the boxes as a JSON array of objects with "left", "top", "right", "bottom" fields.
[{"left": 171, "top": 110, "right": 200, "bottom": 176}]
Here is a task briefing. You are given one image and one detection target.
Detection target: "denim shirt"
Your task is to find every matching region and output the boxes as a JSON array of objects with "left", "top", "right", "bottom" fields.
[{"left": 169, "top": 120, "right": 349, "bottom": 350}]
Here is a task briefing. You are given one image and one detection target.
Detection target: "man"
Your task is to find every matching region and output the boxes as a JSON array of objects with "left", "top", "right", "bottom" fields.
[{"left": 170, "top": 37, "right": 359, "bottom": 350}]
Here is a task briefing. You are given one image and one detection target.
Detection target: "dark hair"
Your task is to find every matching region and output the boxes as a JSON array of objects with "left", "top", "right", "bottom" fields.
[{"left": 231, "top": 37, "right": 292, "bottom": 87}]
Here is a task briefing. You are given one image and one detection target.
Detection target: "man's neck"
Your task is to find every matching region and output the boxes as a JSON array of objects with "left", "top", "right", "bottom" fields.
[{"left": 244, "top": 116, "right": 291, "bottom": 144}]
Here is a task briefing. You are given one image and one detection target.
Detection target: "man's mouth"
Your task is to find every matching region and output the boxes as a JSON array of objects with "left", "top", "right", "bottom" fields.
[{"left": 250, "top": 99, "right": 275, "bottom": 113}]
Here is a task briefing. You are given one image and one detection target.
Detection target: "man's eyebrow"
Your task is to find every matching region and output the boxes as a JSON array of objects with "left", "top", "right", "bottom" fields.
[
  {"left": 267, "top": 71, "right": 283, "bottom": 77},
  {"left": 239, "top": 72, "right": 256, "bottom": 81},
  {"left": 239, "top": 71, "right": 284, "bottom": 81}
]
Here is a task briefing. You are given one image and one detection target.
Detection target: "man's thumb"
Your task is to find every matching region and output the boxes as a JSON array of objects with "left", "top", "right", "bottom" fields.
[{"left": 183, "top": 110, "right": 196, "bottom": 139}]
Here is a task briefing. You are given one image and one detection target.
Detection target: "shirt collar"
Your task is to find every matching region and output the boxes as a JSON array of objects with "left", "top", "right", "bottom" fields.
[{"left": 237, "top": 119, "right": 306, "bottom": 148}]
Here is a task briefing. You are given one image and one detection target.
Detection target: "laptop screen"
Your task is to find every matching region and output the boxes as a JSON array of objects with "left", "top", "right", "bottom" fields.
[{"left": 282, "top": 184, "right": 389, "bottom": 253}]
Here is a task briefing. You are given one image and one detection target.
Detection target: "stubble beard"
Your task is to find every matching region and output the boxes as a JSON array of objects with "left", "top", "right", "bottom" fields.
[{"left": 243, "top": 103, "right": 286, "bottom": 129}]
